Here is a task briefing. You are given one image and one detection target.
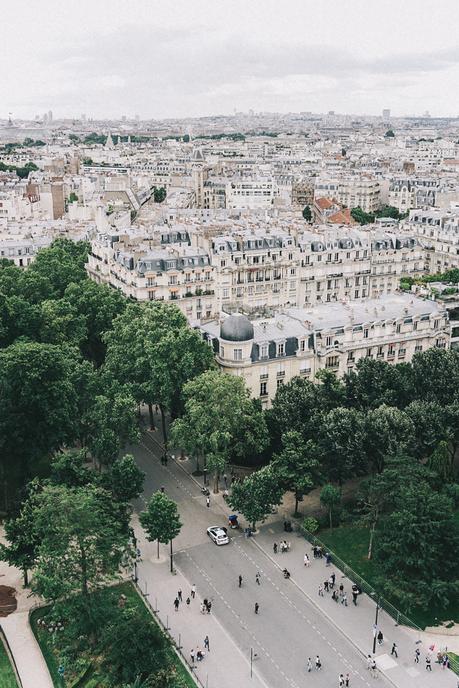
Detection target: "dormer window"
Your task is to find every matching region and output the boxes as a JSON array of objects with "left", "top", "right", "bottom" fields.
[{"left": 277, "top": 342, "right": 285, "bottom": 356}]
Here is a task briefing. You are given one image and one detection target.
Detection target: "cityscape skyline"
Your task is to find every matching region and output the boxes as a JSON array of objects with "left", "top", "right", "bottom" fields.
[{"left": 3, "top": 0, "right": 459, "bottom": 120}]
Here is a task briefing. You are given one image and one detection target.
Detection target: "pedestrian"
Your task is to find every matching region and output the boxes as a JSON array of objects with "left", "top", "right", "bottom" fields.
[
  {"left": 190, "top": 648, "right": 195, "bottom": 665},
  {"left": 307, "top": 658, "right": 312, "bottom": 672},
  {"left": 206, "top": 600, "right": 212, "bottom": 614},
  {"left": 339, "top": 583, "right": 344, "bottom": 597},
  {"left": 442, "top": 655, "right": 448, "bottom": 670},
  {"left": 238, "top": 574, "right": 243, "bottom": 588},
  {"left": 313, "top": 545, "right": 318, "bottom": 558},
  {"left": 342, "top": 592, "right": 348, "bottom": 606},
  {"left": 304, "top": 553, "right": 310, "bottom": 566},
  {"left": 318, "top": 584, "right": 324, "bottom": 597},
  {"left": 200, "top": 602, "right": 206, "bottom": 614},
  {"left": 136, "top": 547, "right": 142, "bottom": 561},
  {"left": 196, "top": 648, "right": 204, "bottom": 662},
  {"left": 370, "top": 659, "right": 377, "bottom": 677},
  {"left": 391, "top": 642, "right": 398, "bottom": 658},
  {"left": 273, "top": 542, "right": 278, "bottom": 554},
  {"left": 330, "top": 572, "right": 336, "bottom": 587},
  {"left": 254, "top": 602, "right": 259, "bottom": 614},
  {"left": 345, "top": 673, "right": 350, "bottom": 687},
  {"left": 186, "top": 596, "right": 190, "bottom": 606},
  {"left": 280, "top": 541, "right": 285, "bottom": 553},
  {"left": 332, "top": 590, "right": 339, "bottom": 602},
  {"left": 366, "top": 655, "right": 372, "bottom": 671},
  {"left": 377, "top": 630, "right": 383, "bottom": 645},
  {"left": 206, "top": 496, "right": 210, "bottom": 508},
  {"left": 352, "top": 591, "right": 358, "bottom": 606},
  {"left": 315, "top": 655, "right": 322, "bottom": 670},
  {"left": 339, "top": 674, "right": 344, "bottom": 687},
  {"left": 256, "top": 572, "right": 261, "bottom": 585},
  {"left": 414, "top": 648, "right": 420, "bottom": 663},
  {"left": 325, "top": 552, "right": 332, "bottom": 566},
  {"left": 223, "top": 473, "right": 228, "bottom": 487},
  {"left": 191, "top": 584, "right": 196, "bottom": 599},
  {"left": 178, "top": 589, "right": 182, "bottom": 602},
  {"left": 203, "top": 598, "right": 208, "bottom": 609},
  {"left": 204, "top": 635, "right": 210, "bottom": 651},
  {"left": 174, "top": 597, "right": 179, "bottom": 611},
  {"left": 324, "top": 580, "right": 329, "bottom": 592},
  {"left": 426, "top": 655, "right": 432, "bottom": 671},
  {"left": 160, "top": 486, "right": 165, "bottom": 493}
]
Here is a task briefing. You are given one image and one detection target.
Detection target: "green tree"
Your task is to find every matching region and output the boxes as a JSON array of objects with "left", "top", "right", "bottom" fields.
[
  {"left": 272, "top": 431, "right": 320, "bottom": 514},
  {"left": 302, "top": 205, "right": 312, "bottom": 222},
  {"left": 344, "top": 358, "right": 413, "bottom": 410},
  {"left": 351, "top": 206, "right": 375, "bottom": 225},
  {"left": 104, "top": 301, "right": 213, "bottom": 445},
  {"left": 412, "top": 348, "right": 459, "bottom": 406},
  {"left": 39, "top": 298, "right": 87, "bottom": 347},
  {"left": 363, "top": 405, "right": 414, "bottom": 473},
  {"left": 427, "top": 440, "right": 455, "bottom": 482},
  {"left": 104, "top": 454, "right": 145, "bottom": 503},
  {"left": 28, "top": 238, "right": 90, "bottom": 298},
  {"left": 266, "top": 377, "right": 323, "bottom": 451},
  {"left": 49, "top": 450, "right": 92, "bottom": 487},
  {"left": 317, "top": 407, "right": 367, "bottom": 484},
  {"left": 405, "top": 400, "right": 446, "bottom": 460},
  {"left": 171, "top": 371, "right": 268, "bottom": 491},
  {"left": 152, "top": 186, "right": 167, "bottom": 203},
  {"left": 229, "top": 466, "right": 283, "bottom": 531},
  {"left": 68, "top": 191, "right": 78, "bottom": 203},
  {"left": 320, "top": 484, "right": 341, "bottom": 529},
  {"left": 384, "top": 129, "right": 395, "bottom": 138},
  {"left": 31, "top": 484, "right": 132, "bottom": 625},
  {"left": 140, "top": 492, "right": 182, "bottom": 572}
]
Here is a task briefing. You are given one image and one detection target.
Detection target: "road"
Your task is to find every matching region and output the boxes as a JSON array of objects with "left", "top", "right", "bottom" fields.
[{"left": 131, "top": 429, "right": 389, "bottom": 688}]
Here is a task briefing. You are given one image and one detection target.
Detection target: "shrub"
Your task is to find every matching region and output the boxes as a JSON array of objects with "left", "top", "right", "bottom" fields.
[{"left": 302, "top": 516, "right": 319, "bottom": 534}]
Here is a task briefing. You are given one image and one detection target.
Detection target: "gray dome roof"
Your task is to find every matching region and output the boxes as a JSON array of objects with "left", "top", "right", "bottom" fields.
[{"left": 220, "top": 313, "right": 254, "bottom": 342}]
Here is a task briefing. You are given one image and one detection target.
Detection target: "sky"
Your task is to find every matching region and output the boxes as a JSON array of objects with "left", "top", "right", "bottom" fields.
[{"left": 2, "top": 0, "right": 459, "bottom": 120}]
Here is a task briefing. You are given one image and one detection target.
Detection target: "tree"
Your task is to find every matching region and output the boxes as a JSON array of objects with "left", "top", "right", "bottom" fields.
[
  {"left": 384, "top": 129, "right": 395, "bottom": 138},
  {"left": 375, "top": 483, "right": 459, "bottom": 609},
  {"left": 363, "top": 405, "right": 414, "bottom": 473},
  {"left": 229, "top": 466, "right": 283, "bottom": 531},
  {"left": 49, "top": 450, "right": 92, "bottom": 487},
  {"left": 272, "top": 431, "right": 320, "bottom": 514},
  {"left": 64, "top": 280, "right": 126, "bottom": 366},
  {"left": 104, "top": 301, "right": 213, "bottom": 443},
  {"left": 39, "top": 298, "right": 86, "bottom": 348},
  {"left": 302, "top": 205, "right": 312, "bottom": 222},
  {"left": 427, "top": 440, "right": 455, "bottom": 482},
  {"left": 344, "top": 358, "right": 413, "bottom": 410},
  {"left": 405, "top": 400, "right": 446, "bottom": 460},
  {"left": 140, "top": 492, "right": 182, "bottom": 572},
  {"left": 28, "top": 238, "right": 90, "bottom": 298},
  {"left": 31, "top": 484, "right": 132, "bottom": 625},
  {"left": 68, "top": 192, "right": 78, "bottom": 203},
  {"left": 411, "top": 348, "right": 459, "bottom": 406},
  {"left": 171, "top": 371, "right": 268, "bottom": 491},
  {"left": 317, "top": 407, "right": 367, "bottom": 484},
  {"left": 152, "top": 186, "right": 167, "bottom": 203},
  {"left": 320, "top": 484, "right": 341, "bottom": 529},
  {"left": 351, "top": 206, "right": 375, "bottom": 225},
  {"left": 104, "top": 454, "right": 145, "bottom": 503}
]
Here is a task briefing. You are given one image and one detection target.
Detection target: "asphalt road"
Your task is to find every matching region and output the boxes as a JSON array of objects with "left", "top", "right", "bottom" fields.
[{"left": 130, "top": 431, "right": 387, "bottom": 688}]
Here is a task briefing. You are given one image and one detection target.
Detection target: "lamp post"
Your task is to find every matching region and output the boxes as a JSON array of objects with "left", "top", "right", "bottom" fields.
[{"left": 370, "top": 592, "right": 381, "bottom": 654}]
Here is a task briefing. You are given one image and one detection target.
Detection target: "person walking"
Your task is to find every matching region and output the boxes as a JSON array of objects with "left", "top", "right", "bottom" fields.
[
  {"left": 307, "top": 658, "right": 312, "bottom": 672},
  {"left": 339, "top": 674, "right": 345, "bottom": 687},
  {"left": 254, "top": 602, "right": 259, "bottom": 614},
  {"left": 370, "top": 659, "right": 377, "bottom": 677},
  {"left": 255, "top": 572, "right": 261, "bottom": 585},
  {"left": 238, "top": 574, "right": 243, "bottom": 588},
  {"left": 342, "top": 592, "right": 348, "bottom": 606},
  {"left": 426, "top": 655, "right": 432, "bottom": 671},
  {"left": 273, "top": 542, "right": 278, "bottom": 554},
  {"left": 186, "top": 596, "right": 190, "bottom": 606},
  {"left": 318, "top": 584, "right": 324, "bottom": 597},
  {"left": 223, "top": 473, "right": 228, "bottom": 488},
  {"left": 315, "top": 655, "right": 322, "bottom": 670},
  {"left": 345, "top": 673, "right": 350, "bottom": 687},
  {"left": 200, "top": 602, "right": 206, "bottom": 614},
  {"left": 204, "top": 635, "right": 210, "bottom": 652},
  {"left": 206, "top": 600, "right": 212, "bottom": 614},
  {"left": 352, "top": 590, "right": 358, "bottom": 606},
  {"left": 414, "top": 648, "right": 420, "bottom": 663},
  {"left": 377, "top": 630, "right": 383, "bottom": 645},
  {"left": 174, "top": 597, "right": 179, "bottom": 611},
  {"left": 304, "top": 553, "right": 310, "bottom": 566},
  {"left": 324, "top": 579, "right": 329, "bottom": 592},
  {"left": 339, "top": 583, "right": 344, "bottom": 598},
  {"left": 206, "top": 496, "right": 210, "bottom": 508},
  {"left": 332, "top": 590, "right": 339, "bottom": 602},
  {"left": 177, "top": 589, "right": 182, "bottom": 602},
  {"left": 391, "top": 642, "right": 398, "bottom": 658},
  {"left": 190, "top": 648, "right": 195, "bottom": 665},
  {"left": 366, "top": 655, "right": 372, "bottom": 671},
  {"left": 191, "top": 584, "right": 196, "bottom": 599}
]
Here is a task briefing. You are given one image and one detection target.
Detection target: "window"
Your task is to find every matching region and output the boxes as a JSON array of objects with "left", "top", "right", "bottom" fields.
[
  {"left": 434, "top": 319, "right": 440, "bottom": 329},
  {"left": 364, "top": 328, "right": 369, "bottom": 339},
  {"left": 276, "top": 379, "right": 284, "bottom": 389},
  {"left": 300, "top": 339, "right": 306, "bottom": 352},
  {"left": 325, "top": 356, "right": 339, "bottom": 369},
  {"left": 168, "top": 275, "right": 177, "bottom": 285},
  {"left": 260, "top": 381, "right": 268, "bottom": 396},
  {"left": 260, "top": 343, "right": 269, "bottom": 359},
  {"left": 233, "top": 349, "right": 242, "bottom": 361},
  {"left": 326, "top": 335, "right": 333, "bottom": 347},
  {"left": 223, "top": 288, "right": 229, "bottom": 299},
  {"left": 277, "top": 342, "right": 285, "bottom": 356},
  {"left": 148, "top": 291, "right": 155, "bottom": 300},
  {"left": 220, "top": 346, "right": 225, "bottom": 358},
  {"left": 396, "top": 323, "right": 401, "bottom": 333},
  {"left": 260, "top": 366, "right": 268, "bottom": 380},
  {"left": 277, "top": 363, "right": 285, "bottom": 377}
]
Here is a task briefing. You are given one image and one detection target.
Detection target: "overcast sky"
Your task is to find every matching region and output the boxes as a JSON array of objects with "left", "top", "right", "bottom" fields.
[{"left": 3, "top": 0, "right": 459, "bottom": 120}]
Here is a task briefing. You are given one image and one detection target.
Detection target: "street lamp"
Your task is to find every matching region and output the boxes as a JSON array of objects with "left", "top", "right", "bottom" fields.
[{"left": 370, "top": 592, "right": 381, "bottom": 654}]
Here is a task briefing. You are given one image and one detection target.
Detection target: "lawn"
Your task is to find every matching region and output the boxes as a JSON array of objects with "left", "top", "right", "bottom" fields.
[
  {"left": 30, "top": 582, "right": 196, "bottom": 688},
  {"left": 318, "top": 524, "right": 459, "bottom": 630},
  {"left": 0, "top": 636, "right": 19, "bottom": 688}
]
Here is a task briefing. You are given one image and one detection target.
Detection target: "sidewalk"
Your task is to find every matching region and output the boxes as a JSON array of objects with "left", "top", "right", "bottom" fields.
[
  {"left": 252, "top": 520, "right": 458, "bottom": 688},
  {"left": 0, "top": 533, "right": 52, "bottom": 688},
  {"left": 133, "top": 516, "right": 268, "bottom": 688}
]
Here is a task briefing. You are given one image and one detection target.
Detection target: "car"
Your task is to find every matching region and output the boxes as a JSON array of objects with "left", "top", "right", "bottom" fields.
[{"left": 207, "top": 526, "right": 229, "bottom": 546}]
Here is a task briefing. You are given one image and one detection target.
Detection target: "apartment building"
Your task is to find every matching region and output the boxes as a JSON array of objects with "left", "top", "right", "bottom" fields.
[
  {"left": 225, "top": 177, "right": 278, "bottom": 209},
  {"left": 314, "top": 176, "right": 380, "bottom": 213},
  {"left": 402, "top": 208, "right": 459, "bottom": 274},
  {"left": 199, "top": 294, "right": 449, "bottom": 404}
]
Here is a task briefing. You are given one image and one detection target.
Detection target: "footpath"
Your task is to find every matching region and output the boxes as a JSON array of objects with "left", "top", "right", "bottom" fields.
[
  {"left": 0, "top": 533, "right": 53, "bottom": 688},
  {"left": 132, "top": 513, "right": 268, "bottom": 688}
]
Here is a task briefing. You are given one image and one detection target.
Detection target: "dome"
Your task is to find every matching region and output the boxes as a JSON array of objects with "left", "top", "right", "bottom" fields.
[{"left": 220, "top": 313, "right": 254, "bottom": 342}]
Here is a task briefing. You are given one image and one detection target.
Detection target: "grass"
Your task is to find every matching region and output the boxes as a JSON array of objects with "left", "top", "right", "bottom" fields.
[
  {"left": 318, "top": 524, "right": 459, "bottom": 630},
  {"left": 0, "top": 636, "right": 19, "bottom": 688},
  {"left": 30, "top": 582, "right": 196, "bottom": 688}
]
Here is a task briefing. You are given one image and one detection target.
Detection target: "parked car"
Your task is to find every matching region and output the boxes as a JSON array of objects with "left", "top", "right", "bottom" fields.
[{"left": 207, "top": 526, "right": 229, "bottom": 546}]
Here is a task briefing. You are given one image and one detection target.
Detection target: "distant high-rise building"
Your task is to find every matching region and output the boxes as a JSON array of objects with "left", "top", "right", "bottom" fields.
[
  {"left": 48, "top": 110, "right": 53, "bottom": 123},
  {"left": 382, "top": 109, "right": 391, "bottom": 121},
  {"left": 122, "top": 115, "right": 127, "bottom": 122},
  {"left": 43, "top": 113, "right": 48, "bottom": 124},
  {"left": 81, "top": 113, "right": 86, "bottom": 122}
]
